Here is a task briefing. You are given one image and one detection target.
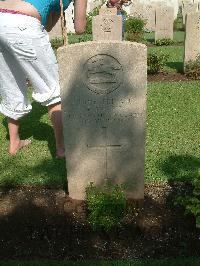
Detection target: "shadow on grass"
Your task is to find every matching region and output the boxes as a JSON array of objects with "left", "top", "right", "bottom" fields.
[
  {"left": 166, "top": 61, "right": 184, "bottom": 74},
  {"left": 160, "top": 154, "right": 200, "bottom": 183},
  {"left": 0, "top": 157, "right": 67, "bottom": 192},
  {"left": 3, "top": 101, "right": 57, "bottom": 158},
  {"left": 159, "top": 154, "right": 200, "bottom": 224},
  {"left": 1, "top": 101, "right": 67, "bottom": 191}
]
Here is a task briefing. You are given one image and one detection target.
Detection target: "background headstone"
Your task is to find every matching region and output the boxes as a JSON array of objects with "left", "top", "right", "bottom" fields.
[
  {"left": 57, "top": 41, "right": 147, "bottom": 200},
  {"left": 182, "top": 2, "right": 198, "bottom": 24},
  {"left": 143, "top": 5, "right": 156, "bottom": 31},
  {"left": 139, "top": 0, "right": 178, "bottom": 18},
  {"left": 184, "top": 11, "right": 200, "bottom": 66},
  {"left": 130, "top": 3, "right": 156, "bottom": 31},
  {"left": 92, "top": 15, "right": 122, "bottom": 41},
  {"left": 155, "top": 6, "right": 174, "bottom": 41},
  {"left": 99, "top": 7, "right": 118, "bottom": 15}
]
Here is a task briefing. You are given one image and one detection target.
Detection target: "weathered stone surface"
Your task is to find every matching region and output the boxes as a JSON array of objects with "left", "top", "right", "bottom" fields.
[
  {"left": 92, "top": 15, "right": 122, "bottom": 41},
  {"left": 57, "top": 41, "right": 147, "bottom": 200},
  {"left": 144, "top": 5, "right": 156, "bottom": 31},
  {"left": 182, "top": 2, "right": 198, "bottom": 24},
  {"left": 130, "top": 3, "right": 156, "bottom": 31},
  {"left": 99, "top": 7, "right": 118, "bottom": 15},
  {"left": 184, "top": 11, "right": 200, "bottom": 66},
  {"left": 129, "top": 2, "right": 145, "bottom": 18},
  {"left": 155, "top": 6, "right": 174, "bottom": 41}
]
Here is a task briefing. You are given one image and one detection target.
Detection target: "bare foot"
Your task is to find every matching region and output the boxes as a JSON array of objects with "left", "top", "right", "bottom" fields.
[
  {"left": 56, "top": 148, "right": 65, "bottom": 159},
  {"left": 9, "top": 139, "right": 32, "bottom": 156}
]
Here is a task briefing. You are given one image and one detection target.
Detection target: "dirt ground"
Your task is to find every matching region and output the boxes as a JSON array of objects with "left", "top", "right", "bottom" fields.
[
  {"left": 0, "top": 182, "right": 199, "bottom": 260},
  {"left": 148, "top": 72, "right": 189, "bottom": 83},
  {"left": 0, "top": 72, "right": 199, "bottom": 260}
]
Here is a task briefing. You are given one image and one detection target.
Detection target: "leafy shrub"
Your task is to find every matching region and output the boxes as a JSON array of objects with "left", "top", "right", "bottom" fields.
[
  {"left": 86, "top": 181, "right": 126, "bottom": 231},
  {"left": 85, "top": 7, "right": 100, "bottom": 34},
  {"left": 147, "top": 52, "right": 169, "bottom": 74},
  {"left": 176, "top": 177, "right": 200, "bottom": 228},
  {"left": 50, "top": 37, "right": 64, "bottom": 51},
  {"left": 68, "top": 33, "right": 92, "bottom": 44},
  {"left": 125, "top": 16, "right": 146, "bottom": 42},
  {"left": 184, "top": 55, "right": 200, "bottom": 80},
  {"left": 155, "top": 38, "right": 174, "bottom": 46}
]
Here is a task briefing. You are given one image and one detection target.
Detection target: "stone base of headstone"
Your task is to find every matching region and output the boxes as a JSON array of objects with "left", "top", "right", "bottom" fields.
[{"left": 57, "top": 41, "right": 147, "bottom": 201}]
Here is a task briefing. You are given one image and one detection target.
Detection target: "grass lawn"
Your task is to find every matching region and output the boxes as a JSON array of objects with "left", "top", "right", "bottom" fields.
[
  {"left": 68, "top": 33, "right": 92, "bottom": 44},
  {"left": 148, "top": 46, "right": 184, "bottom": 73},
  {"left": 146, "top": 81, "right": 200, "bottom": 182},
  {"left": 1, "top": 258, "right": 200, "bottom": 266},
  {"left": 0, "top": 98, "right": 66, "bottom": 188},
  {"left": 0, "top": 81, "right": 199, "bottom": 187},
  {"left": 144, "top": 31, "right": 185, "bottom": 45}
]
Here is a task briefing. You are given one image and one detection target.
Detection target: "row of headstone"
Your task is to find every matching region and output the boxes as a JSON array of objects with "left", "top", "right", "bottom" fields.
[
  {"left": 93, "top": 5, "right": 174, "bottom": 42},
  {"left": 57, "top": 5, "right": 147, "bottom": 201},
  {"left": 129, "top": 2, "right": 174, "bottom": 41},
  {"left": 130, "top": 0, "right": 178, "bottom": 21}
]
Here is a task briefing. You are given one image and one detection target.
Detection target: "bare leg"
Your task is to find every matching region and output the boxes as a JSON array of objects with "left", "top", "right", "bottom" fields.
[
  {"left": 48, "top": 102, "right": 65, "bottom": 158},
  {"left": 8, "top": 118, "right": 31, "bottom": 155}
]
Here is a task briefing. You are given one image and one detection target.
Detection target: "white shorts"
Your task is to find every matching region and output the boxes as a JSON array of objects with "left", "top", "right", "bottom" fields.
[{"left": 0, "top": 12, "right": 61, "bottom": 120}]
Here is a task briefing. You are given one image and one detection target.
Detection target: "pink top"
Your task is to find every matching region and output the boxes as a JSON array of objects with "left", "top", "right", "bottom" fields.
[{"left": 0, "top": 8, "right": 30, "bottom": 16}]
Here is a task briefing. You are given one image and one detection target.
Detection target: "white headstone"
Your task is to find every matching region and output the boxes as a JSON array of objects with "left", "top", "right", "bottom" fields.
[
  {"left": 155, "top": 6, "right": 174, "bottom": 41},
  {"left": 182, "top": 2, "right": 198, "bottom": 24},
  {"left": 57, "top": 41, "right": 147, "bottom": 200},
  {"left": 92, "top": 15, "right": 122, "bottom": 41},
  {"left": 184, "top": 11, "right": 200, "bottom": 66}
]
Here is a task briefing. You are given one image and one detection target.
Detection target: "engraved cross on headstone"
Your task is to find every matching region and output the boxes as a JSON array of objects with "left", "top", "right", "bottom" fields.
[{"left": 87, "top": 126, "right": 122, "bottom": 179}]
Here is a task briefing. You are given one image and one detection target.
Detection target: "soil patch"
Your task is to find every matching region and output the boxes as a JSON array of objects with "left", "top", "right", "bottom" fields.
[
  {"left": 0, "top": 183, "right": 199, "bottom": 260},
  {"left": 148, "top": 72, "right": 189, "bottom": 83}
]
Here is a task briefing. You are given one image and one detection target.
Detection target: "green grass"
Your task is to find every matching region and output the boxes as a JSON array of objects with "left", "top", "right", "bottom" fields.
[
  {"left": 146, "top": 81, "right": 200, "bottom": 182},
  {"left": 68, "top": 33, "right": 92, "bottom": 44},
  {"left": 1, "top": 258, "right": 200, "bottom": 266},
  {"left": 144, "top": 31, "right": 185, "bottom": 45},
  {"left": 0, "top": 82, "right": 199, "bottom": 187},
  {"left": 148, "top": 46, "right": 184, "bottom": 73},
  {"left": 173, "top": 31, "right": 185, "bottom": 44},
  {"left": 0, "top": 96, "right": 66, "bottom": 188}
]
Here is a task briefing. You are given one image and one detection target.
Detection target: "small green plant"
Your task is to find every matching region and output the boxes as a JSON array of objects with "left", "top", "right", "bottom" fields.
[
  {"left": 147, "top": 52, "right": 169, "bottom": 74},
  {"left": 184, "top": 55, "right": 200, "bottom": 80},
  {"left": 85, "top": 7, "right": 100, "bottom": 34},
  {"left": 86, "top": 181, "right": 126, "bottom": 231},
  {"left": 50, "top": 37, "right": 64, "bottom": 51},
  {"left": 176, "top": 176, "right": 200, "bottom": 228},
  {"left": 125, "top": 16, "right": 146, "bottom": 42},
  {"left": 155, "top": 38, "right": 174, "bottom": 46}
]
